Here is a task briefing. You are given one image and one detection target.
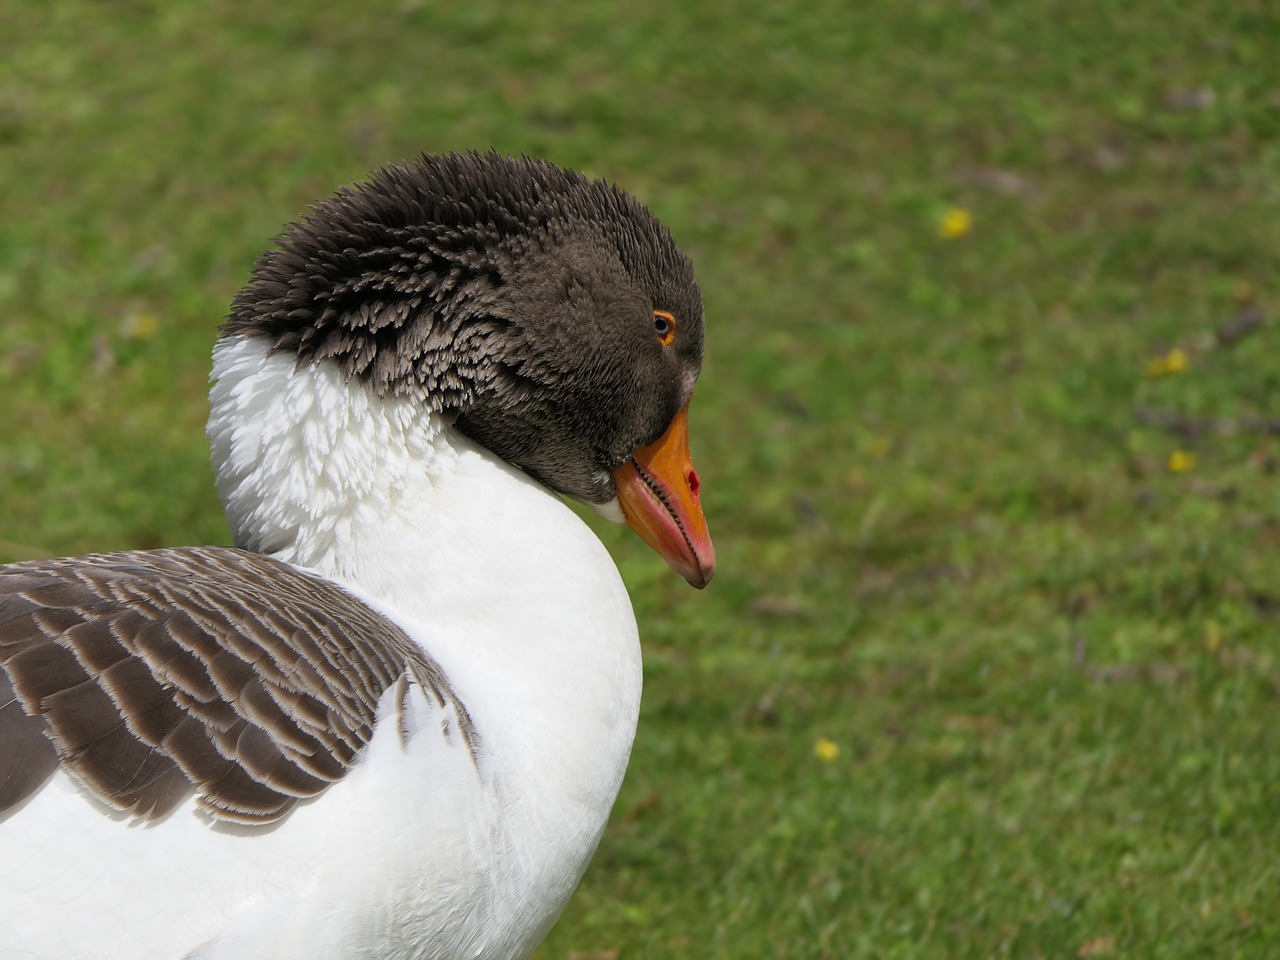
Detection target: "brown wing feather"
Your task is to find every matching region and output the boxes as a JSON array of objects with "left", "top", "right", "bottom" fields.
[{"left": 0, "top": 546, "right": 475, "bottom": 824}]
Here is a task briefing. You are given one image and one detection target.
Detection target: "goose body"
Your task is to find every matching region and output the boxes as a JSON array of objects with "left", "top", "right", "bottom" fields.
[{"left": 0, "top": 154, "right": 713, "bottom": 959}]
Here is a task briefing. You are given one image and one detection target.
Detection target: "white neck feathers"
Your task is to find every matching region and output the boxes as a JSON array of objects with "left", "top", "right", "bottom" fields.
[
  {"left": 206, "top": 334, "right": 642, "bottom": 858},
  {"left": 208, "top": 335, "right": 447, "bottom": 574}
]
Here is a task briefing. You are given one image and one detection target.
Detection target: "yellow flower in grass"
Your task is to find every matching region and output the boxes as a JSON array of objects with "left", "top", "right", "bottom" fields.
[
  {"left": 1145, "top": 348, "right": 1190, "bottom": 377},
  {"left": 938, "top": 207, "right": 973, "bottom": 239},
  {"left": 1163, "top": 348, "right": 1189, "bottom": 373},
  {"left": 814, "top": 737, "right": 840, "bottom": 763},
  {"left": 1167, "top": 450, "right": 1196, "bottom": 474},
  {"left": 122, "top": 311, "right": 160, "bottom": 341}
]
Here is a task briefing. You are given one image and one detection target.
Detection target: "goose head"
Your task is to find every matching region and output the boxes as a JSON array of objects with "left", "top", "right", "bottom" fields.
[{"left": 221, "top": 152, "right": 715, "bottom": 587}]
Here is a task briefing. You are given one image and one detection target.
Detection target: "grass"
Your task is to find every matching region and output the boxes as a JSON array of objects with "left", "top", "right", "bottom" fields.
[{"left": 3, "top": 1, "right": 1279, "bottom": 956}]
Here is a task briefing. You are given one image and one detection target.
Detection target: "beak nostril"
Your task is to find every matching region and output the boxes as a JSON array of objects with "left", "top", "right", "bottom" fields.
[{"left": 687, "top": 468, "right": 700, "bottom": 499}]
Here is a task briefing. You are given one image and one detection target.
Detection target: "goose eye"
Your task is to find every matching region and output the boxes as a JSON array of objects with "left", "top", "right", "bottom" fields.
[{"left": 653, "top": 310, "right": 676, "bottom": 346}]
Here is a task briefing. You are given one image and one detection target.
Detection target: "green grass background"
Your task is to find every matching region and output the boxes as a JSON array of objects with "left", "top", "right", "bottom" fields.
[{"left": 3, "top": 2, "right": 1279, "bottom": 957}]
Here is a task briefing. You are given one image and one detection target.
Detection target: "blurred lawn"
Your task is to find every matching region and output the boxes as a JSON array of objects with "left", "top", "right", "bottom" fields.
[{"left": 3, "top": 2, "right": 1279, "bottom": 957}]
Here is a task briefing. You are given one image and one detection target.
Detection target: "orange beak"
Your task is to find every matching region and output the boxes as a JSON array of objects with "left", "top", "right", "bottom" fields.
[{"left": 611, "top": 405, "right": 716, "bottom": 589}]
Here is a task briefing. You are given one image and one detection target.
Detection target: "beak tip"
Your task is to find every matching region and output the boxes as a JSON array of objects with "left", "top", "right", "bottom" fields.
[{"left": 682, "top": 556, "right": 715, "bottom": 589}]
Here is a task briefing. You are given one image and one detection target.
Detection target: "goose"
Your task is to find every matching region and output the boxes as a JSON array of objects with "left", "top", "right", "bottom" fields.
[{"left": 0, "top": 152, "right": 714, "bottom": 960}]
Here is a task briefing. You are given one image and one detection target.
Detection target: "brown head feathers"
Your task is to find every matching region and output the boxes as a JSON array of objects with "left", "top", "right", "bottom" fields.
[{"left": 223, "top": 152, "right": 706, "bottom": 504}]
